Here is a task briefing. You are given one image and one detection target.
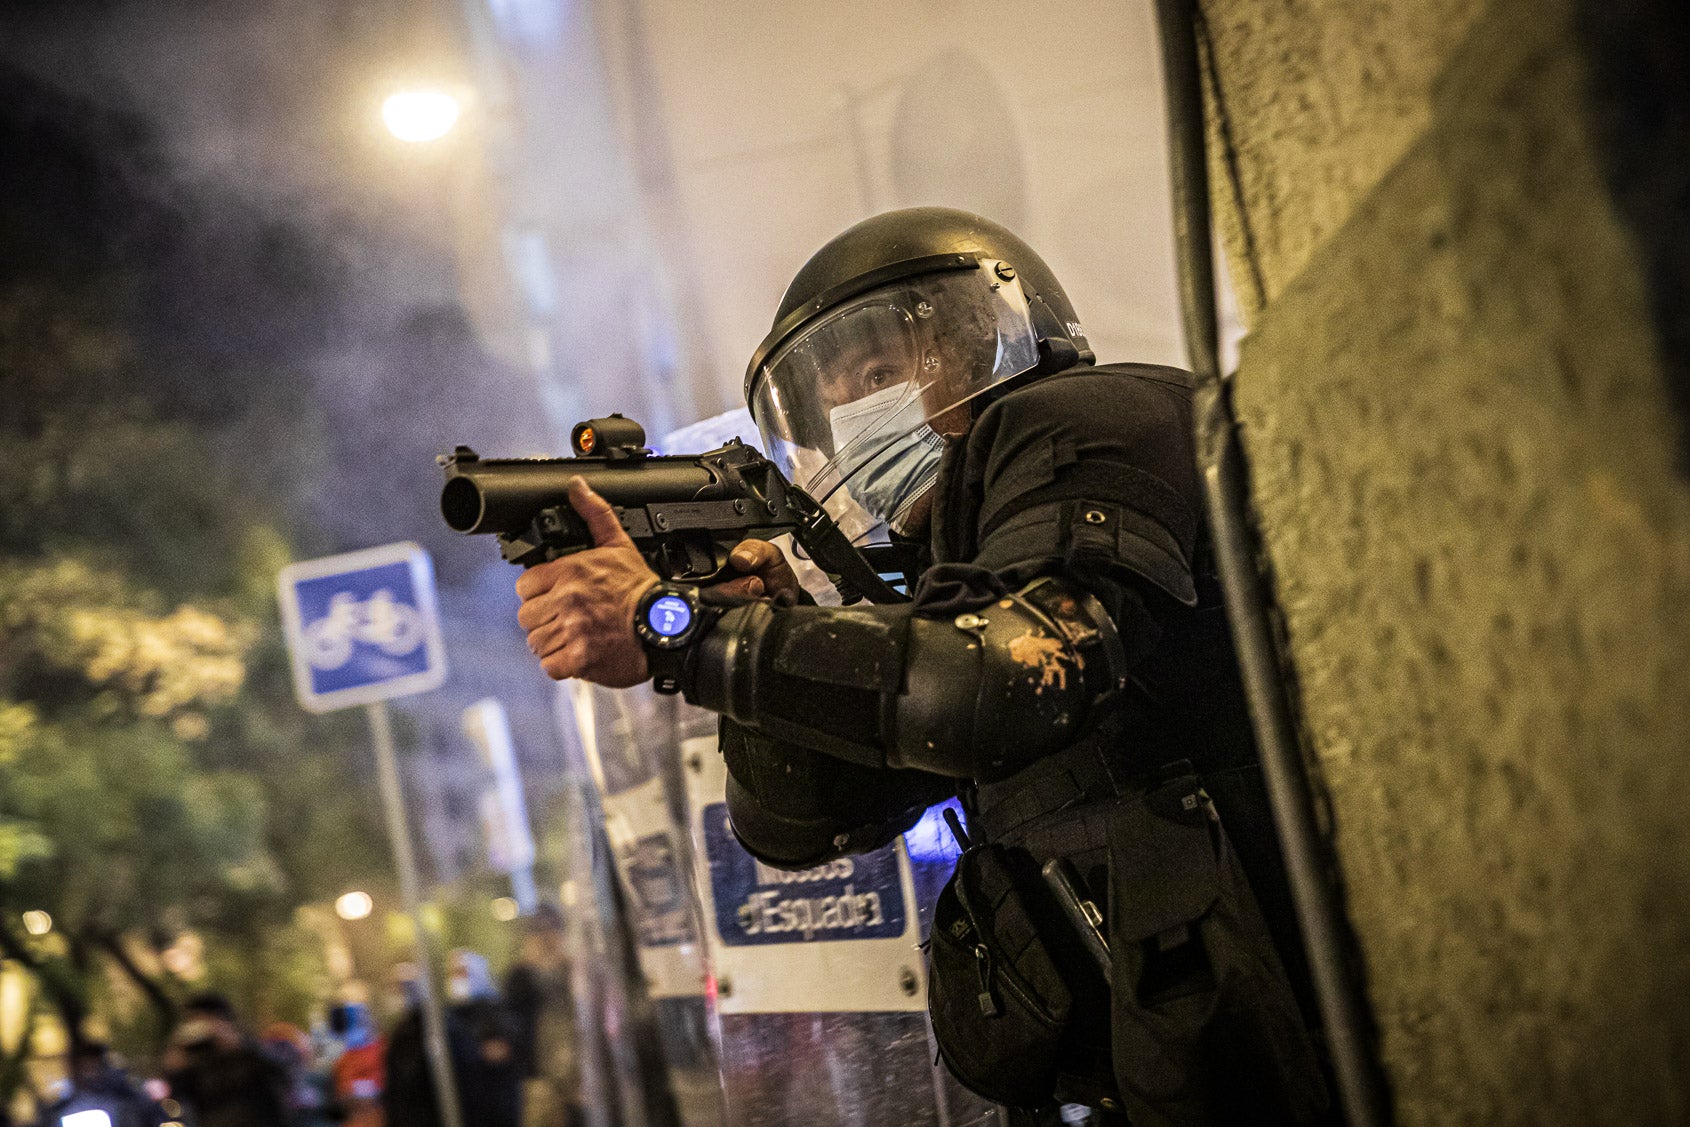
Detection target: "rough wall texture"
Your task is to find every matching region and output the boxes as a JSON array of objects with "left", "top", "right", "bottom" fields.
[
  {"left": 1201, "top": 0, "right": 1484, "bottom": 313},
  {"left": 1202, "top": 0, "right": 1690, "bottom": 1121}
]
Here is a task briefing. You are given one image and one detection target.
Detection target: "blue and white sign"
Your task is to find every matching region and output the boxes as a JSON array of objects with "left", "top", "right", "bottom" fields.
[
  {"left": 702, "top": 802, "right": 906, "bottom": 946},
  {"left": 277, "top": 542, "right": 447, "bottom": 713},
  {"left": 682, "top": 736, "right": 925, "bottom": 1014}
]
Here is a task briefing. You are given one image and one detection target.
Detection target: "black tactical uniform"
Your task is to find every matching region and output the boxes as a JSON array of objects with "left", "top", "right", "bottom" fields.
[{"left": 655, "top": 208, "right": 1328, "bottom": 1125}]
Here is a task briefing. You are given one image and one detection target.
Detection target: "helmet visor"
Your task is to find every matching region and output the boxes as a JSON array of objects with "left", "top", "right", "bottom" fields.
[{"left": 749, "top": 261, "right": 1039, "bottom": 540}]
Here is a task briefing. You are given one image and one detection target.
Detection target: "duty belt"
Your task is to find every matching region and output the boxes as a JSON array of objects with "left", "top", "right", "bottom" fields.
[
  {"left": 970, "top": 741, "right": 1125, "bottom": 841},
  {"left": 969, "top": 743, "right": 1201, "bottom": 858}
]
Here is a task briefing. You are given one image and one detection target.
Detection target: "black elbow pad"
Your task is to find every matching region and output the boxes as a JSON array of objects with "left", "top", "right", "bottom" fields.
[
  {"left": 720, "top": 720, "right": 950, "bottom": 868},
  {"left": 689, "top": 601, "right": 907, "bottom": 768},
  {"left": 684, "top": 579, "right": 1126, "bottom": 782},
  {"left": 724, "top": 770, "right": 847, "bottom": 870},
  {"left": 890, "top": 581, "right": 1117, "bottom": 779}
]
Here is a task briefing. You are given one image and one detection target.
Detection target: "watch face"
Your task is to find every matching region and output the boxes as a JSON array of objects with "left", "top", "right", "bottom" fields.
[{"left": 646, "top": 593, "right": 694, "bottom": 638}]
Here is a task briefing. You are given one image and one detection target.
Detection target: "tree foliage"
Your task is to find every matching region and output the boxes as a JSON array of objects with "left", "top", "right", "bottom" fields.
[
  {"left": 0, "top": 64, "right": 397, "bottom": 1068},
  {"left": 0, "top": 49, "right": 556, "bottom": 1092}
]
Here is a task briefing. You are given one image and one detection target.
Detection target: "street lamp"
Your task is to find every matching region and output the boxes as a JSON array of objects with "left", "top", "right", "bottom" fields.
[
  {"left": 335, "top": 891, "right": 374, "bottom": 921},
  {"left": 382, "top": 90, "right": 461, "bottom": 143}
]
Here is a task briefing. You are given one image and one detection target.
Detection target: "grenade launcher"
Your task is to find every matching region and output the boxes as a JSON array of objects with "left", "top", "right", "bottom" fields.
[{"left": 439, "top": 414, "right": 908, "bottom": 604}]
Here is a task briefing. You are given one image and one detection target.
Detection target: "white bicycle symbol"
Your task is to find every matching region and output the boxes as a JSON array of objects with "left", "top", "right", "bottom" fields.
[{"left": 303, "top": 589, "right": 426, "bottom": 671}]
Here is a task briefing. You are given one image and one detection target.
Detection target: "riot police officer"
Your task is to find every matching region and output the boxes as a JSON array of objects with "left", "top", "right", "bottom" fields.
[{"left": 516, "top": 207, "right": 1329, "bottom": 1124}]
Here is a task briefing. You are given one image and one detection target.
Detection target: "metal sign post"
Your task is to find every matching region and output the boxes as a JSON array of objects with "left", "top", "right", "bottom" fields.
[
  {"left": 277, "top": 542, "right": 462, "bottom": 1127},
  {"left": 367, "top": 699, "right": 465, "bottom": 1127}
]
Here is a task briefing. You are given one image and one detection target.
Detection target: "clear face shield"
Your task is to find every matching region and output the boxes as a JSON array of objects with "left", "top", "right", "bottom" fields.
[{"left": 749, "top": 260, "right": 1040, "bottom": 541}]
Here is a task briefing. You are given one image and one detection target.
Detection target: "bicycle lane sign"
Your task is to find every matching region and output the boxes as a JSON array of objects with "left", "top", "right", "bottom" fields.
[{"left": 277, "top": 542, "right": 447, "bottom": 713}]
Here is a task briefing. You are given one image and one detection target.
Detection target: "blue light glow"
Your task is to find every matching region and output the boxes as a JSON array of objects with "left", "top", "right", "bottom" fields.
[{"left": 903, "top": 798, "right": 967, "bottom": 864}]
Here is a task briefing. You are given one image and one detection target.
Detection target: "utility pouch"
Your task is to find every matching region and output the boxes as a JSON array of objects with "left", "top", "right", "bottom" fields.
[
  {"left": 927, "top": 838, "right": 1073, "bottom": 1108},
  {"left": 1108, "top": 773, "right": 1329, "bottom": 1126}
]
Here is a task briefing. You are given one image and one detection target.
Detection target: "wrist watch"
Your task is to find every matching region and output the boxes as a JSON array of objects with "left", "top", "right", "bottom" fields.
[{"left": 633, "top": 582, "right": 714, "bottom": 695}]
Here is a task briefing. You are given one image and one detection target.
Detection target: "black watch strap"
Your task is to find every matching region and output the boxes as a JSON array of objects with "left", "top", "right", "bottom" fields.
[{"left": 647, "top": 648, "right": 689, "bottom": 696}]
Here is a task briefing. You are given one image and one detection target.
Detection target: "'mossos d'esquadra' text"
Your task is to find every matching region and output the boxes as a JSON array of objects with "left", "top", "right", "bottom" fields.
[{"left": 736, "top": 856, "right": 886, "bottom": 940}]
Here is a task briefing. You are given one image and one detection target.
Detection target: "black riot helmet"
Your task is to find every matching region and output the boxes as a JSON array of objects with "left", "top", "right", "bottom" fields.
[{"left": 746, "top": 208, "right": 1093, "bottom": 540}]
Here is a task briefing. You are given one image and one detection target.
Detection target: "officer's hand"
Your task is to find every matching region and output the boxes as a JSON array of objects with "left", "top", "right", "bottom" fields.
[
  {"left": 703, "top": 539, "right": 803, "bottom": 607},
  {"left": 515, "top": 477, "right": 657, "bottom": 686}
]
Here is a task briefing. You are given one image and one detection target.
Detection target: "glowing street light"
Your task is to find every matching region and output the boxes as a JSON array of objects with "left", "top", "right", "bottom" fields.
[
  {"left": 382, "top": 90, "right": 461, "bottom": 143},
  {"left": 335, "top": 891, "right": 374, "bottom": 921},
  {"left": 490, "top": 897, "right": 519, "bottom": 923},
  {"left": 20, "top": 911, "right": 51, "bottom": 937},
  {"left": 61, "top": 1112, "right": 113, "bottom": 1127}
]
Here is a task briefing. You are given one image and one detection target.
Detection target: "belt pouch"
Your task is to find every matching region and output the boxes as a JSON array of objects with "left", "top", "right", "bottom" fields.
[
  {"left": 1108, "top": 774, "right": 1328, "bottom": 1126},
  {"left": 927, "top": 841, "right": 1073, "bottom": 1108}
]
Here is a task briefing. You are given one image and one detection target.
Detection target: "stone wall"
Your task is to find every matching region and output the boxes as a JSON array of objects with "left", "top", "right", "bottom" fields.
[{"left": 1200, "top": 0, "right": 1690, "bottom": 1121}]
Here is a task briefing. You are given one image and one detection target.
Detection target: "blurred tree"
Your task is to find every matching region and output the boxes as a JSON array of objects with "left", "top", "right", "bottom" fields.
[
  {"left": 0, "top": 47, "right": 555, "bottom": 1106},
  {"left": 0, "top": 64, "right": 394, "bottom": 1076}
]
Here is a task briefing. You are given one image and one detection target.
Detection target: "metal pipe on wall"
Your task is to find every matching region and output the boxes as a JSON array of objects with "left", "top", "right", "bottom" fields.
[{"left": 1149, "top": 2, "right": 1394, "bottom": 1123}]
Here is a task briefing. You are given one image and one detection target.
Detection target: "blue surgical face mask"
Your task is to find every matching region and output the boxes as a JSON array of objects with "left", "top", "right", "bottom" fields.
[{"left": 828, "top": 382, "right": 944, "bottom": 535}]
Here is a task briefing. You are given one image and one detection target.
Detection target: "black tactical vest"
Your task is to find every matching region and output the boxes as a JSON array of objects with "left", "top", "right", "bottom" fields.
[{"left": 926, "top": 364, "right": 1332, "bottom": 1124}]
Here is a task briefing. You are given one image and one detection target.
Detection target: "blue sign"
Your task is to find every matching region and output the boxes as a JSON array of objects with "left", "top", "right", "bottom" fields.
[
  {"left": 701, "top": 802, "right": 906, "bottom": 946},
  {"left": 277, "top": 542, "right": 447, "bottom": 712}
]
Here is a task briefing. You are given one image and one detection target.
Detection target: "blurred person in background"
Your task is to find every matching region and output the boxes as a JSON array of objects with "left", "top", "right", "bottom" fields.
[
  {"left": 37, "top": 1040, "right": 167, "bottom": 1127},
  {"left": 380, "top": 963, "right": 432, "bottom": 1127},
  {"left": 326, "top": 1002, "right": 385, "bottom": 1127},
  {"left": 502, "top": 906, "right": 583, "bottom": 1127},
  {"left": 384, "top": 951, "right": 522, "bottom": 1127},
  {"left": 162, "top": 993, "right": 289, "bottom": 1127},
  {"left": 258, "top": 1023, "right": 333, "bottom": 1127}
]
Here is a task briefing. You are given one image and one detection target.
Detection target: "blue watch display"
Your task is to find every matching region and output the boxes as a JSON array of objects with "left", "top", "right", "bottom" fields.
[
  {"left": 635, "top": 582, "right": 708, "bottom": 653},
  {"left": 635, "top": 583, "right": 710, "bottom": 696},
  {"left": 646, "top": 594, "right": 694, "bottom": 639}
]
